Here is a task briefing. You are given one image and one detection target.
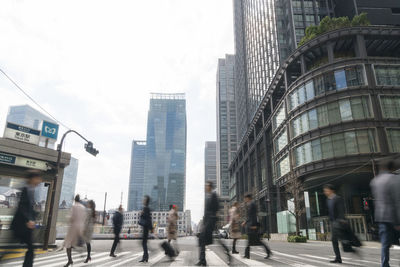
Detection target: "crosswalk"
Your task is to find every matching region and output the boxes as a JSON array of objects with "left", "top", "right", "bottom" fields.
[{"left": 1, "top": 248, "right": 382, "bottom": 266}]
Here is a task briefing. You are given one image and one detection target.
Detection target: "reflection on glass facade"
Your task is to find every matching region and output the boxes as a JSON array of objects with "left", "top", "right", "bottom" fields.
[
  {"left": 292, "top": 96, "right": 372, "bottom": 137},
  {"left": 144, "top": 94, "right": 186, "bottom": 211},
  {"left": 128, "top": 141, "right": 146, "bottom": 211},
  {"left": 387, "top": 128, "right": 400, "bottom": 153},
  {"left": 273, "top": 104, "right": 286, "bottom": 131},
  {"left": 289, "top": 65, "right": 365, "bottom": 111},
  {"left": 276, "top": 155, "right": 290, "bottom": 178},
  {"left": 380, "top": 95, "right": 400, "bottom": 118},
  {"left": 274, "top": 128, "right": 288, "bottom": 155},
  {"left": 59, "top": 157, "right": 79, "bottom": 209},
  {"left": 216, "top": 55, "right": 238, "bottom": 198},
  {"left": 375, "top": 65, "right": 400, "bottom": 86},
  {"left": 294, "top": 129, "right": 377, "bottom": 167}
]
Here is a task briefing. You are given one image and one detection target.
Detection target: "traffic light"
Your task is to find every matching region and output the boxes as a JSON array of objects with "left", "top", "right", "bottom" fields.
[
  {"left": 85, "top": 142, "right": 99, "bottom": 156},
  {"left": 363, "top": 198, "right": 369, "bottom": 210}
]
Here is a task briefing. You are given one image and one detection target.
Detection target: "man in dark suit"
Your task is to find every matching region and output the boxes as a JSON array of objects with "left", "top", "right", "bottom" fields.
[
  {"left": 195, "top": 181, "right": 230, "bottom": 266},
  {"left": 11, "top": 171, "right": 42, "bottom": 267},
  {"left": 242, "top": 193, "right": 271, "bottom": 259},
  {"left": 370, "top": 160, "right": 400, "bottom": 267},
  {"left": 323, "top": 184, "right": 359, "bottom": 264},
  {"left": 110, "top": 205, "right": 124, "bottom": 257}
]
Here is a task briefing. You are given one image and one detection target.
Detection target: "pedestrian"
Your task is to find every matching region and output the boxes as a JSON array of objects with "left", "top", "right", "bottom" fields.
[
  {"left": 370, "top": 159, "right": 400, "bottom": 267},
  {"left": 63, "top": 194, "right": 87, "bottom": 267},
  {"left": 323, "top": 184, "right": 360, "bottom": 264},
  {"left": 109, "top": 205, "right": 124, "bottom": 257},
  {"left": 195, "top": 181, "right": 230, "bottom": 266},
  {"left": 229, "top": 201, "right": 241, "bottom": 254},
  {"left": 242, "top": 193, "right": 271, "bottom": 259},
  {"left": 167, "top": 204, "right": 179, "bottom": 255},
  {"left": 10, "top": 171, "right": 42, "bottom": 267},
  {"left": 139, "top": 195, "right": 153, "bottom": 263},
  {"left": 83, "top": 200, "right": 96, "bottom": 263}
]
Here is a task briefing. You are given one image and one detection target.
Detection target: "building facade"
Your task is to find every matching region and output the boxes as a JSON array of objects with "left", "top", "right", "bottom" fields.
[
  {"left": 229, "top": 26, "right": 400, "bottom": 237},
  {"left": 58, "top": 157, "right": 79, "bottom": 209},
  {"left": 127, "top": 140, "right": 146, "bottom": 212},
  {"left": 143, "top": 93, "right": 187, "bottom": 212},
  {"left": 204, "top": 141, "right": 217, "bottom": 190}
]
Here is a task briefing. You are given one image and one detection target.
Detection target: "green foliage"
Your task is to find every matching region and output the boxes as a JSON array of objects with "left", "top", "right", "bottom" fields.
[
  {"left": 299, "top": 13, "right": 370, "bottom": 46},
  {"left": 287, "top": 235, "right": 307, "bottom": 243}
]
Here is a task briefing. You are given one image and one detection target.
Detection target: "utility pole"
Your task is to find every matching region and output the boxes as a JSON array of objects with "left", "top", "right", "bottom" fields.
[{"left": 102, "top": 192, "right": 107, "bottom": 226}]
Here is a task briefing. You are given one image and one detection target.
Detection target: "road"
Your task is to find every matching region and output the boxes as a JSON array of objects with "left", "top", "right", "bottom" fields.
[{"left": 2, "top": 236, "right": 398, "bottom": 266}]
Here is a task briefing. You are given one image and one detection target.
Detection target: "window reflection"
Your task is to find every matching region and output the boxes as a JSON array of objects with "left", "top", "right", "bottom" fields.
[
  {"left": 380, "top": 95, "right": 400, "bottom": 118},
  {"left": 276, "top": 155, "right": 290, "bottom": 178},
  {"left": 375, "top": 65, "right": 400, "bottom": 86},
  {"left": 387, "top": 128, "right": 400, "bottom": 153},
  {"left": 273, "top": 104, "right": 286, "bottom": 131}
]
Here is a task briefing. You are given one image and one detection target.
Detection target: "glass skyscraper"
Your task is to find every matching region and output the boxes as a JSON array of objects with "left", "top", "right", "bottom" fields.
[
  {"left": 59, "top": 157, "right": 79, "bottom": 208},
  {"left": 216, "top": 55, "right": 237, "bottom": 199},
  {"left": 143, "top": 93, "right": 186, "bottom": 211},
  {"left": 204, "top": 141, "right": 217, "bottom": 191},
  {"left": 127, "top": 140, "right": 146, "bottom": 211}
]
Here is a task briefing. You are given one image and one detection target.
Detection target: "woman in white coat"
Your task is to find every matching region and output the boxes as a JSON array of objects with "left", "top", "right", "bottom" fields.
[
  {"left": 64, "top": 195, "right": 87, "bottom": 267},
  {"left": 229, "top": 202, "right": 241, "bottom": 254}
]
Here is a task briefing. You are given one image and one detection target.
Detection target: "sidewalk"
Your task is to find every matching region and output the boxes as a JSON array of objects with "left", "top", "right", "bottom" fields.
[{"left": 0, "top": 244, "right": 57, "bottom": 261}]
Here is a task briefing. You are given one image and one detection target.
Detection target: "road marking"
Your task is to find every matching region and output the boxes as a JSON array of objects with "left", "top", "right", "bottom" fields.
[
  {"left": 147, "top": 251, "right": 167, "bottom": 265},
  {"left": 169, "top": 251, "right": 188, "bottom": 266},
  {"left": 299, "top": 253, "right": 379, "bottom": 265},
  {"left": 231, "top": 253, "right": 273, "bottom": 266},
  {"left": 107, "top": 252, "right": 143, "bottom": 267},
  {"left": 252, "top": 251, "right": 317, "bottom": 267},
  {"left": 270, "top": 251, "right": 349, "bottom": 267},
  {"left": 205, "top": 250, "right": 228, "bottom": 266},
  {"left": 2, "top": 251, "right": 66, "bottom": 265},
  {"left": 38, "top": 252, "right": 110, "bottom": 267},
  {"left": 74, "top": 251, "right": 132, "bottom": 267}
]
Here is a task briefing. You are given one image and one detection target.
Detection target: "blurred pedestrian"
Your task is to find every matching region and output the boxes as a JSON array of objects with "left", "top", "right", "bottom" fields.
[
  {"left": 83, "top": 200, "right": 96, "bottom": 263},
  {"left": 167, "top": 204, "right": 179, "bottom": 255},
  {"left": 10, "top": 171, "right": 42, "bottom": 267},
  {"left": 370, "top": 160, "right": 400, "bottom": 267},
  {"left": 242, "top": 193, "right": 271, "bottom": 260},
  {"left": 195, "top": 181, "right": 230, "bottom": 266},
  {"left": 63, "top": 194, "right": 87, "bottom": 267},
  {"left": 229, "top": 201, "right": 241, "bottom": 254},
  {"left": 139, "top": 195, "right": 153, "bottom": 263},
  {"left": 109, "top": 205, "right": 123, "bottom": 257},
  {"left": 323, "top": 184, "right": 360, "bottom": 264}
]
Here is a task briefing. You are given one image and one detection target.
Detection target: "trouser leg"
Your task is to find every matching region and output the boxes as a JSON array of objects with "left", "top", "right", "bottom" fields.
[
  {"left": 142, "top": 229, "right": 149, "bottom": 260},
  {"left": 331, "top": 231, "right": 341, "bottom": 260},
  {"left": 232, "top": 239, "right": 237, "bottom": 252},
  {"left": 22, "top": 230, "right": 34, "bottom": 267},
  {"left": 86, "top": 243, "right": 91, "bottom": 258},
  {"left": 245, "top": 241, "right": 250, "bottom": 258},
  {"left": 261, "top": 239, "right": 271, "bottom": 255},
  {"left": 66, "top": 248, "right": 72, "bottom": 263},
  {"left": 379, "top": 223, "right": 391, "bottom": 267},
  {"left": 110, "top": 234, "right": 119, "bottom": 254}
]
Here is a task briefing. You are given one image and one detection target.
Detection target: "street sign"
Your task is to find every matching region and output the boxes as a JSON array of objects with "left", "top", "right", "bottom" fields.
[
  {"left": 0, "top": 152, "right": 48, "bottom": 170},
  {"left": 4, "top": 122, "right": 41, "bottom": 145},
  {"left": 41, "top": 121, "right": 59, "bottom": 140}
]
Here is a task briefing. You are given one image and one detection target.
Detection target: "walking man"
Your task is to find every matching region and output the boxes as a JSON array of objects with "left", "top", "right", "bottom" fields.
[
  {"left": 242, "top": 193, "right": 271, "bottom": 259},
  {"left": 371, "top": 160, "right": 400, "bottom": 267},
  {"left": 110, "top": 205, "right": 124, "bottom": 257},
  {"left": 11, "top": 171, "right": 42, "bottom": 267}
]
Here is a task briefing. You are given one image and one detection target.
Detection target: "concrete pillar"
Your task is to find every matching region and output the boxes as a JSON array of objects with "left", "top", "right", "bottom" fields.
[
  {"left": 327, "top": 41, "right": 334, "bottom": 63},
  {"left": 48, "top": 168, "right": 65, "bottom": 244},
  {"left": 355, "top": 34, "right": 367, "bottom": 58}
]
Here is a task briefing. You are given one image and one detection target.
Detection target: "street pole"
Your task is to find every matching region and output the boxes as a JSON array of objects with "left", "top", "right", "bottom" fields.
[
  {"left": 103, "top": 192, "right": 107, "bottom": 226},
  {"left": 43, "top": 130, "right": 97, "bottom": 250}
]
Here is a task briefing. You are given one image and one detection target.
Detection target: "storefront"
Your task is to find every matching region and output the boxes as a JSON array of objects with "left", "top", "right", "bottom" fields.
[{"left": 0, "top": 137, "right": 70, "bottom": 246}]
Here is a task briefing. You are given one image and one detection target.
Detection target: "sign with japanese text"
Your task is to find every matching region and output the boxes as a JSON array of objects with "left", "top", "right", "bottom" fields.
[
  {"left": 4, "top": 122, "right": 41, "bottom": 145},
  {"left": 0, "top": 152, "right": 48, "bottom": 171}
]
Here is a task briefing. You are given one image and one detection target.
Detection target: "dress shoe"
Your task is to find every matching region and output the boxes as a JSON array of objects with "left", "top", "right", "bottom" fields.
[
  {"left": 330, "top": 259, "right": 342, "bottom": 263},
  {"left": 84, "top": 257, "right": 91, "bottom": 263},
  {"left": 139, "top": 259, "right": 148, "bottom": 263},
  {"left": 195, "top": 261, "right": 207, "bottom": 266},
  {"left": 110, "top": 253, "right": 117, "bottom": 257},
  {"left": 64, "top": 261, "right": 73, "bottom": 267}
]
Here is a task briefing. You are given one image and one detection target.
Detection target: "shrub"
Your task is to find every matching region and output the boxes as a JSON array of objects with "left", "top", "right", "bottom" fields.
[{"left": 287, "top": 235, "right": 307, "bottom": 243}]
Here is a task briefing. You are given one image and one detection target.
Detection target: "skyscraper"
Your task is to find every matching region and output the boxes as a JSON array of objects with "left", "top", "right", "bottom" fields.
[
  {"left": 204, "top": 141, "right": 217, "bottom": 191},
  {"left": 59, "top": 157, "right": 79, "bottom": 209},
  {"left": 127, "top": 140, "right": 146, "bottom": 211},
  {"left": 143, "top": 93, "right": 186, "bottom": 211},
  {"left": 216, "top": 55, "right": 237, "bottom": 199}
]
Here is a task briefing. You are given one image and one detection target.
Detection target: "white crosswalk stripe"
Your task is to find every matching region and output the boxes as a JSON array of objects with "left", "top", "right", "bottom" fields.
[
  {"left": 252, "top": 251, "right": 318, "bottom": 267},
  {"left": 231, "top": 253, "right": 273, "bottom": 266},
  {"left": 205, "top": 249, "right": 228, "bottom": 266},
  {"left": 39, "top": 252, "right": 111, "bottom": 267},
  {"left": 169, "top": 251, "right": 189, "bottom": 266}
]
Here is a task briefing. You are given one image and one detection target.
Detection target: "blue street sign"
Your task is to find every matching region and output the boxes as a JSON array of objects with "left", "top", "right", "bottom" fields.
[{"left": 41, "top": 121, "right": 59, "bottom": 140}]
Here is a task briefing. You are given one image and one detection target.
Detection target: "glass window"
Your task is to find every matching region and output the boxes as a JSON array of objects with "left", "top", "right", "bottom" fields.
[
  {"left": 387, "top": 128, "right": 400, "bottom": 152},
  {"left": 317, "top": 105, "right": 329, "bottom": 127},
  {"left": 375, "top": 65, "right": 400, "bottom": 86},
  {"left": 277, "top": 155, "right": 290, "bottom": 177},
  {"left": 308, "top": 109, "right": 318, "bottom": 130},
  {"left": 380, "top": 96, "right": 400, "bottom": 119},
  {"left": 298, "top": 86, "right": 306, "bottom": 105},
  {"left": 324, "top": 72, "right": 336, "bottom": 91},
  {"left": 295, "top": 145, "right": 305, "bottom": 166},
  {"left": 292, "top": 117, "right": 301, "bottom": 137},
  {"left": 314, "top": 75, "right": 324, "bottom": 95},
  {"left": 273, "top": 104, "right": 286, "bottom": 131},
  {"left": 344, "top": 131, "right": 358, "bottom": 154},
  {"left": 346, "top": 65, "right": 365, "bottom": 86},
  {"left": 327, "top": 102, "right": 341, "bottom": 124},
  {"left": 357, "top": 130, "right": 372, "bottom": 153},
  {"left": 335, "top": 70, "right": 347, "bottom": 90},
  {"left": 300, "top": 113, "right": 309, "bottom": 133},
  {"left": 311, "top": 139, "right": 322, "bottom": 161},
  {"left": 304, "top": 142, "right": 312, "bottom": 163},
  {"left": 339, "top": 99, "right": 353, "bottom": 121},
  {"left": 332, "top": 133, "right": 346, "bottom": 157},
  {"left": 274, "top": 129, "right": 288, "bottom": 155},
  {"left": 305, "top": 81, "right": 315, "bottom": 101},
  {"left": 321, "top": 136, "right": 333, "bottom": 159},
  {"left": 289, "top": 90, "right": 299, "bottom": 110}
]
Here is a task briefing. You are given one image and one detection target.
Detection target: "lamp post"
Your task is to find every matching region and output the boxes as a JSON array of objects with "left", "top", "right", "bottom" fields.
[{"left": 43, "top": 130, "right": 98, "bottom": 250}]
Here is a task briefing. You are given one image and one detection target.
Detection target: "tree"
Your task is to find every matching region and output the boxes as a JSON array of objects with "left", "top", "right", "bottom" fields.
[{"left": 285, "top": 175, "right": 306, "bottom": 236}]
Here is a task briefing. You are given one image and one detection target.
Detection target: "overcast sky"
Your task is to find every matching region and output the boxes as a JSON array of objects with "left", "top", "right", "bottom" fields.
[{"left": 0, "top": 0, "right": 233, "bottom": 223}]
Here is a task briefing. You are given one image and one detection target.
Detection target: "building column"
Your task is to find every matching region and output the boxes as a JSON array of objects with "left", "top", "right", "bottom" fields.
[
  {"left": 327, "top": 41, "right": 334, "bottom": 63},
  {"left": 355, "top": 34, "right": 367, "bottom": 58}
]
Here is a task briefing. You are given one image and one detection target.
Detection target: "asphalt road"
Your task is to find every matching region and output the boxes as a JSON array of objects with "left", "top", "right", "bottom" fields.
[{"left": 2, "top": 236, "right": 399, "bottom": 266}]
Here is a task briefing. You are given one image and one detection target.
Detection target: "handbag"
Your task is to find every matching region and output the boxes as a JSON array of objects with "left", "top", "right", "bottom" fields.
[{"left": 138, "top": 214, "right": 147, "bottom": 227}]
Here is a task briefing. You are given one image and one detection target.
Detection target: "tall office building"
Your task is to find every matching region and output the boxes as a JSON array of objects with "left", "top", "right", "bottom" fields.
[
  {"left": 204, "top": 141, "right": 217, "bottom": 189},
  {"left": 143, "top": 93, "right": 186, "bottom": 212},
  {"left": 233, "top": 0, "right": 332, "bottom": 139},
  {"left": 127, "top": 140, "right": 146, "bottom": 211},
  {"left": 59, "top": 157, "right": 79, "bottom": 208},
  {"left": 216, "top": 55, "right": 237, "bottom": 199}
]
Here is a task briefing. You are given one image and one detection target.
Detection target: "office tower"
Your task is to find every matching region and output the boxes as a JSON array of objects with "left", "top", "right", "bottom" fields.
[
  {"left": 59, "top": 157, "right": 79, "bottom": 208},
  {"left": 216, "top": 55, "right": 237, "bottom": 199},
  {"left": 127, "top": 140, "right": 146, "bottom": 211},
  {"left": 204, "top": 141, "right": 217, "bottom": 191},
  {"left": 143, "top": 93, "right": 186, "bottom": 211}
]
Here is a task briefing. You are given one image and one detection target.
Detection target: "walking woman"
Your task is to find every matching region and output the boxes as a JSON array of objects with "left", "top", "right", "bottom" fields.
[
  {"left": 64, "top": 195, "right": 87, "bottom": 267},
  {"left": 83, "top": 200, "right": 96, "bottom": 263},
  {"left": 229, "top": 202, "right": 241, "bottom": 254},
  {"left": 167, "top": 204, "right": 179, "bottom": 255},
  {"left": 139, "top": 195, "right": 153, "bottom": 263}
]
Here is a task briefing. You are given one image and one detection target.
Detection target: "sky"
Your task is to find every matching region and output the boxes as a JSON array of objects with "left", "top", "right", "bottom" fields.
[{"left": 0, "top": 0, "right": 234, "bottom": 223}]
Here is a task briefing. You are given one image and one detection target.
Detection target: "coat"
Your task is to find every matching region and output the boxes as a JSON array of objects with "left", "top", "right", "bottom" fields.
[
  {"left": 200, "top": 191, "right": 219, "bottom": 246},
  {"left": 229, "top": 206, "right": 241, "bottom": 239},
  {"left": 83, "top": 209, "right": 95, "bottom": 243},
  {"left": 245, "top": 201, "right": 261, "bottom": 246},
  {"left": 64, "top": 202, "right": 87, "bottom": 248},
  {"left": 140, "top": 206, "right": 152, "bottom": 231},
  {"left": 113, "top": 211, "right": 123, "bottom": 235},
  {"left": 11, "top": 186, "right": 36, "bottom": 240},
  {"left": 326, "top": 195, "right": 345, "bottom": 222},
  {"left": 167, "top": 209, "right": 178, "bottom": 240},
  {"left": 371, "top": 172, "right": 400, "bottom": 225}
]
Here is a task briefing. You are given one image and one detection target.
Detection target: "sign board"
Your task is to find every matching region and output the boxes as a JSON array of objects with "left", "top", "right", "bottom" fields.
[
  {"left": 4, "top": 122, "right": 41, "bottom": 145},
  {"left": 41, "top": 121, "right": 59, "bottom": 140},
  {"left": 0, "top": 152, "right": 48, "bottom": 171}
]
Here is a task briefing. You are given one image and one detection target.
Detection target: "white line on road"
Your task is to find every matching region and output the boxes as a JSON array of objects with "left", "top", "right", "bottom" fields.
[
  {"left": 300, "top": 254, "right": 380, "bottom": 265},
  {"left": 107, "top": 252, "right": 143, "bottom": 267},
  {"left": 205, "top": 250, "right": 228, "bottom": 266},
  {"left": 169, "top": 251, "right": 188, "bottom": 266},
  {"left": 252, "top": 251, "right": 317, "bottom": 267},
  {"left": 73, "top": 251, "right": 132, "bottom": 267},
  {"left": 38, "top": 252, "right": 110, "bottom": 267},
  {"left": 231, "top": 253, "right": 273, "bottom": 266}
]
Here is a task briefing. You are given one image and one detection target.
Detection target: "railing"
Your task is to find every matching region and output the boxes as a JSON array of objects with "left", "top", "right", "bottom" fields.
[{"left": 312, "top": 214, "right": 369, "bottom": 241}]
